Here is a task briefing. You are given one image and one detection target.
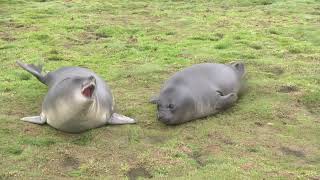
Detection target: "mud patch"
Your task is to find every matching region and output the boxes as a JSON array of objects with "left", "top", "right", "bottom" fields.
[
  {"left": 240, "top": 162, "right": 256, "bottom": 171},
  {"left": 309, "top": 175, "right": 320, "bottom": 180},
  {"left": 143, "top": 135, "right": 168, "bottom": 144},
  {"left": 267, "top": 66, "right": 284, "bottom": 76},
  {"left": 205, "top": 144, "right": 221, "bottom": 155},
  {"left": 254, "top": 122, "right": 264, "bottom": 126},
  {"left": 61, "top": 155, "right": 80, "bottom": 172},
  {"left": 278, "top": 85, "right": 298, "bottom": 93},
  {"left": 0, "top": 32, "right": 16, "bottom": 41},
  {"left": 190, "top": 152, "right": 206, "bottom": 167},
  {"left": 126, "top": 167, "right": 152, "bottom": 180},
  {"left": 127, "top": 36, "right": 138, "bottom": 44},
  {"left": 280, "top": 146, "right": 305, "bottom": 158},
  {"left": 189, "top": 151, "right": 212, "bottom": 167},
  {"left": 207, "top": 131, "right": 234, "bottom": 145}
]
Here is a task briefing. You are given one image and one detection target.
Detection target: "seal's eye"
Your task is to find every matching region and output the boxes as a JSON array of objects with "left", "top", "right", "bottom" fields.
[{"left": 168, "top": 104, "right": 175, "bottom": 109}]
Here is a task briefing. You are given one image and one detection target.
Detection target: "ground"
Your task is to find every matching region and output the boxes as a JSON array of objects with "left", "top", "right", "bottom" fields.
[{"left": 0, "top": 0, "right": 319, "bottom": 179}]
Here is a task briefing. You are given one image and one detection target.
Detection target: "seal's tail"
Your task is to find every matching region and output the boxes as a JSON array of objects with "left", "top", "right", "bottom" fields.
[
  {"left": 230, "top": 62, "right": 245, "bottom": 79},
  {"left": 16, "top": 60, "right": 47, "bottom": 85}
]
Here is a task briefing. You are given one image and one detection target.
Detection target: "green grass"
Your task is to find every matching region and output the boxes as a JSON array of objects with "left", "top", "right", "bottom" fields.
[{"left": 0, "top": 0, "right": 319, "bottom": 179}]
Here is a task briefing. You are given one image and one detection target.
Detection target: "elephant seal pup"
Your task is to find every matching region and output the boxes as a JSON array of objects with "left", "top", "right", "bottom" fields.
[
  {"left": 17, "top": 61, "right": 135, "bottom": 133},
  {"left": 150, "top": 62, "right": 245, "bottom": 125}
]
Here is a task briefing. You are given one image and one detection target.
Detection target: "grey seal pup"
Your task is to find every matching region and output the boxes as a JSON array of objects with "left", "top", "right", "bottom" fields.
[
  {"left": 17, "top": 61, "right": 135, "bottom": 133},
  {"left": 150, "top": 62, "right": 245, "bottom": 125}
]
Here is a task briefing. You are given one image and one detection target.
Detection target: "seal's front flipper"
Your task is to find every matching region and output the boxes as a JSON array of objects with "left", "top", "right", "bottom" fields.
[
  {"left": 216, "top": 91, "right": 238, "bottom": 110},
  {"left": 108, "top": 113, "right": 136, "bottom": 124},
  {"left": 21, "top": 115, "right": 46, "bottom": 124},
  {"left": 16, "top": 60, "right": 47, "bottom": 85}
]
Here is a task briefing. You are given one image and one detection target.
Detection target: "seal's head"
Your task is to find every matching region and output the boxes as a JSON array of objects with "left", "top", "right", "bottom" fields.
[
  {"left": 48, "top": 75, "right": 97, "bottom": 116},
  {"left": 151, "top": 87, "right": 195, "bottom": 125},
  {"left": 44, "top": 75, "right": 99, "bottom": 133},
  {"left": 59, "top": 75, "right": 97, "bottom": 103}
]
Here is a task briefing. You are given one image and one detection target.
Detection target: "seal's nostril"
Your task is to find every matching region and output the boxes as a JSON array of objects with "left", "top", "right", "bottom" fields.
[
  {"left": 88, "top": 76, "right": 95, "bottom": 81},
  {"left": 158, "top": 113, "right": 165, "bottom": 120}
]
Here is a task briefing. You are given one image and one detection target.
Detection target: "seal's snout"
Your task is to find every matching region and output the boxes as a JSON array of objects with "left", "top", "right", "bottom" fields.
[
  {"left": 157, "top": 112, "right": 171, "bottom": 124},
  {"left": 88, "top": 75, "right": 95, "bottom": 82}
]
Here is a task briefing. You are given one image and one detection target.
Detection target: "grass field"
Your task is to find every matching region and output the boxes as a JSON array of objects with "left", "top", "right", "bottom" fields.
[{"left": 0, "top": 0, "right": 319, "bottom": 179}]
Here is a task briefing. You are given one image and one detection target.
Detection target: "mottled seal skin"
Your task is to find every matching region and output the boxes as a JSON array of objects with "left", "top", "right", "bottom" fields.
[
  {"left": 17, "top": 61, "right": 135, "bottom": 133},
  {"left": 150, "top": 62, "right": 245, "bottom": 125}
]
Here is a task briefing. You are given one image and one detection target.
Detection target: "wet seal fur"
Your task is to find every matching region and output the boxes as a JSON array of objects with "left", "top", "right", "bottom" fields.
[
  {"left": 150, "top": 62, "right": 245, "bottom": 125},
  {"left": 17, "top": 61, "right": 135, "bottom": 133}
]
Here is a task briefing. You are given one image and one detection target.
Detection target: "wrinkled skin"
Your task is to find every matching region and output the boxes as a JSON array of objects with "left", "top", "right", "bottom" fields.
[{"left": 151, "top": 62, "right": 245, "bottom": 125}]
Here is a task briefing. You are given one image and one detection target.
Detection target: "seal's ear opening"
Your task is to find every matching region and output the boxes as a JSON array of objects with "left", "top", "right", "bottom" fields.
[{"left": 150, "top": 96, "right": 159, "bottom": 104}]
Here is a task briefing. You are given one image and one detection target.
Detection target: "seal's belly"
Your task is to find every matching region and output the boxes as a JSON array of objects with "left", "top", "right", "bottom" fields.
[
  {"left": 192, "top": 84, "right": 219, "bottom": 119},
  {"left": 46, "top": 115, "right": 107, "bottom": 133},
  {"left": 45, "top": 108, "right": 110, "bottom": 133},
  {"left": 194, "top": 95, "right": 218, "bottom": 119}
]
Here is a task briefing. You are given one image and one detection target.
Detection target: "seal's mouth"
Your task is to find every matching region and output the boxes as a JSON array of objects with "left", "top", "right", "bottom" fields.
[{"left": 82, "top": 82, "right": 95, "bottom": 98}]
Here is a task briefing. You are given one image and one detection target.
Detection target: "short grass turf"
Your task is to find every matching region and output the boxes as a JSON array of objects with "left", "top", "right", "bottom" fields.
[{"left": 0, "top": 0, "right": 320, "bottom": 179}]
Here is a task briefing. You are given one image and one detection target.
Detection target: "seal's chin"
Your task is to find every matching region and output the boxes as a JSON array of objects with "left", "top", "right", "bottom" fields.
[
  {"left": 82, "top": 83, "right": 95, "bottom": 98},
  {"left": 157, "top": 113, "right": 173, "bottom": 124}
]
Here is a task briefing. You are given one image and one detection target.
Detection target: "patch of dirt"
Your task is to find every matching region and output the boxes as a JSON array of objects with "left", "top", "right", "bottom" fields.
[
  {"left": 267, "top": 66, "right": 284, "bottom": 76},
  {"left": 64, "top": 31, "right": 102, "bottom": 48},
  {"left": 309, "top": 175, "right": 320, "bottom": 180},
  {"left": 22, "top": 124, "right": 42, "bottom": 136},
  {"left": 142, "top": 135, "right": 168, "bottom": 144},
  {"left": 240, "top": 162, "right": 256, "bottom": 171},
  {"left": 153, "top": 36, "right": 165, "bottom": 42},
  {"left": 278, "top": 85, "right": 298, "bottom": 93},
  {"left": 177, "top": 53, "right": 194, "bottom": 60},
  {"left": 179, "top": 144, "right": 193, "bottom": 154},
  {"left": 0, "top": 31, "right": 16, "bottom": 41},
  {"left": 127, "top": 36, "right": 138, "bottom": 44},
  {"left": 207, "top": 131, "right": 235, "bottom": 145},
  {"left": 280, "top": 146, "right": 305, "bottom": 158},
  {"left": 190, "top": 152, "right": 208, "bottom": 167},
  {"left": 273, "top": 103, "right": 299, "bottom": 123},
  {"left": 254, "top": 122, "right": 264, "bottom": 126},
  {"left": 178, "top": 144, "right": 213, "bottom": 167},
  {"left": 79, "top": 31, "right": 102, "bottom": 42},
  {"left": 126, "top": 167, "right": 152, "bottom": 180},
  {"left": 204, "top": 144, "right": 222, "bottom": 155},
  {"left": 61, "top": 155, "right": 80, "bottom": 172}
]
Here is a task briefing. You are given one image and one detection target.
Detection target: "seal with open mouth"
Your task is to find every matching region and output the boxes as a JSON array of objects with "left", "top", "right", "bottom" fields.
[{"left": 17, "top": 61, "right": 135, "bottom": 133}]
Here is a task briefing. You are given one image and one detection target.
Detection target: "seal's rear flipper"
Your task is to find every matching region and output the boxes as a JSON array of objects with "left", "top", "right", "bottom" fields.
[
  {"left": 108, "top": 113, "right": 136, "bottom": 124},
  {"left": 21, "top": 115, "right": 46, "bottom": 124},
  {"left": 16, "top": 60, "right": 47, "bottom": 85},
  {"left": 216, "top": 92, "right": 238, "bottom": 110}
]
